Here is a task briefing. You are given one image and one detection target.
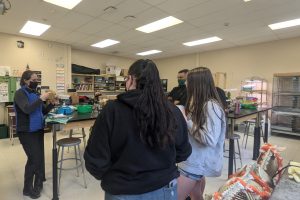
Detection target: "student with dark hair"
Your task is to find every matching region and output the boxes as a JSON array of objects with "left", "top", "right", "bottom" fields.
[
  {"left": 177, "top": 67, "right": 226, "bottom": 200},
  {"left": 14, "top": 70, "right": 57, "bottom": 199},
  {"left": 168, "top": 69, "right": 189, "bottom": 105},
  {"left": 84, "top": 59, "right": 191, "bottom": 200},
  {"left": 216, "top": 87, "right": 228, "bottom": 109}
]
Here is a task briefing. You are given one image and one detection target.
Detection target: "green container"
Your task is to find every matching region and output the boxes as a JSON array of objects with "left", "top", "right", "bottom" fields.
[
  {"left": 0, "top": 124, "right": 8, "bottom": 139},
  {"left": 77, "top": 105, "right": 93, "bottom": 114}
]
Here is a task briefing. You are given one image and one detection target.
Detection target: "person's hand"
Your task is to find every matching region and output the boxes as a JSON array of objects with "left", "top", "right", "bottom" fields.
[
  {"left": 49, "top": 97, "right": 59, "bottom": 105},
  {"left": 40, "top": 92, "right": 50, "bottom": 101}
]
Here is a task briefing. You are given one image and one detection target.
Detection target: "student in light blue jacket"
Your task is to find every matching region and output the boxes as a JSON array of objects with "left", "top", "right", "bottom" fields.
[{"left": 177, "top": 67, "right": 226, "bottom": 200}]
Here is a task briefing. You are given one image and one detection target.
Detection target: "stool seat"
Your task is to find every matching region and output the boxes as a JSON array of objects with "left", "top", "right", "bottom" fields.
[
  {"left": 229, "top": 133, "right": 240, "bottom": 140},
  {"left": 57, "top": 138, "right": 81, "bottom": 147},
  {"left": 57, "top": 137, "right": 87, "bottom": 194}
]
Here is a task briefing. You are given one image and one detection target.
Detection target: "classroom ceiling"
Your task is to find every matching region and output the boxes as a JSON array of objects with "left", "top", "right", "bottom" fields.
[{"left": 1, "top": 0, "right": 300, "bottom": 59}]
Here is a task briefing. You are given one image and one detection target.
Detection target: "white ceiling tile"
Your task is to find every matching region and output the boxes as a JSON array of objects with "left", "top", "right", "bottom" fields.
[
  {"left": 121, "top": 7, "right": 167, "bottom": 28},
  {"left": 73, "top": 0, "right": 123, "bottom": 17},
  {"left": 94, "top": 24, "right": 130, "bottom": 39},
  {"left": 141, "top": 0, "right": 168, "bottom": 6},
  {"left": 29, "top": 1, "right": 68, "bottom": 24},
  {"left": 41, "top": 27, "right": 71, "bottom": 41},
  {"left": 100, "top": 0, "right": 151, "bottom": 23},
  {"left": 157, "top": 0, "right": 209, "bottom": 14},
  {"left": 150, "top": 23, "right": 197, "bottom": 38},
  {"left": 53, "top": 12, "right": 93, "bottom": 30},
  {"left": 76, "top": 18, "right": 114, "bottom": 35},
  {"left": 1, "top": 0, "right": 300, "bottom": 59},
  {"left": 235, "top": 35, "right": 279, "bottom": 46},
  {"left": 56, "top": 31, "right": 91, "bottom": 44}
]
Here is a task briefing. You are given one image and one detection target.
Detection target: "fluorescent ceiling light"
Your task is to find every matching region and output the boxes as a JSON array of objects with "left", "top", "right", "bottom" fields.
[
  {"left": 268, "top": 18, "right": 300, "bottom": 30},
  {"left": 183, "top": 36, "right": 222, "bottom": 46},
  {"left": 136, "top": 16, "right": 183, "bottom": 33},
  {"left": 243, "top": 0, "right": 251, "bottom": 2},
  {"left": 136, "top": 50, "right": 162, "bottom": 56},
  {"left": 91, "top": 39, "right": 120, "bottom": 48},
  {"left": 20, "top": 21, "right": 51, "bottom": 36},
  {"left": 43, "top": 0, "right": 82, "bottom": 9}
]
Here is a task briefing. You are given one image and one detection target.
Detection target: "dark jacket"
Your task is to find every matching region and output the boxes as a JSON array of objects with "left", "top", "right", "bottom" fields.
[
  {"left": 168, "top": 85, "right": 187, "bottom": 106},
  {"left": 14, "top": 87, "right": 53, "bottom": 133},
  {"left": 84, "top": 90, "right": 191, "bottom": 195}
]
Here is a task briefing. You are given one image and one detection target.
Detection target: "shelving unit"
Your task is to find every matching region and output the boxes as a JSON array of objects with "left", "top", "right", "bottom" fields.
[
  {"left": 271, "top": 73, "right": 300, "bottom": 136},
  {"left": 94, "top": 74, "right": 117, "bottom": 92},
  {"left": 241, "top": 77, "right": 267, "bottom": 105},
  {"left": 72, "top": 74, "right": 93, "bottom": 93},
  {"left": 71, "top": 73, "right": 126, "bottom": 94}
]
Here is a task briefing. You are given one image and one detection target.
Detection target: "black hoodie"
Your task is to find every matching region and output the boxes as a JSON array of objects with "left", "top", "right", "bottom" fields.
[{"left": 84, "top": 90, "right": 191, "bottom": 195}]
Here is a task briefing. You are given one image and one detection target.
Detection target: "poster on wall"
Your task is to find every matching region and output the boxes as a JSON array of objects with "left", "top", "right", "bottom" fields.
[
  {"left": 56, "top": 64, "right": 65, "bottom": 93},
  {"left": 0, "top": 82, "right": 9, "bottom": 102}
]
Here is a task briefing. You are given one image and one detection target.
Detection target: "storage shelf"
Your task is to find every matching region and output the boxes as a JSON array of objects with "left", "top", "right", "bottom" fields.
[
  {"left": 272, "top": 107, "right": 300, "bottom": 116},
  {"left": 242, "top": 90, "right": 267, "bottom": 93},
  {"left": 271, "top": 129, "right": 300, "bottom": 136},
  {"left": 76, "top": 90, "right": 94, "bottom": 93},
  {"left": 273, "top": 92, "right": 300, "bottom": 96}
]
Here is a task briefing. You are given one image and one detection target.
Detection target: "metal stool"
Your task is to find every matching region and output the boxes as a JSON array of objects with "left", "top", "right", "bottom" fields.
[
  {"left": 69, "top": 128, "right": 87, "bottom": 148},
  {"left": 57, "top": 138, "right": 87, "bottom": 194},
  {"left": 224, "top": 133, "right": 243, "bottom": 172},
  {"left": 242, "top": 120, "right": 264, "bottom": 149}
]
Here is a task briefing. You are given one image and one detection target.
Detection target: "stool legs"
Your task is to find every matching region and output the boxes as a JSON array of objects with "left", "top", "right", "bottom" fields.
[
  {"left": 81, "top": 128, "right": 87, "bottom": 148},
  {"left": 77, "top": 145, "right": 87, "bottom": 188},
  {"left": 74, "top": 145, "right": 80, "bottom": 177},
  {"left": 58, "top": 146, "right": 64, "bottom": 194},
  {"left": 57, "top": 143, "right": 87, "bottom": 194}
]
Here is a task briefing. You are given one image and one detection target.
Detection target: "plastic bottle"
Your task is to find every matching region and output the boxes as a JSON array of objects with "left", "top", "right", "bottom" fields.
[{"left": 234, "top": 101, "right": 241, "bottom": 115}]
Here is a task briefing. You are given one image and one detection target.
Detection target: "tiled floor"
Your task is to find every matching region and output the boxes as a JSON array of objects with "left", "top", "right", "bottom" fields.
[{"left": 0, "top": 129, "right": 299, "bottom": 200}]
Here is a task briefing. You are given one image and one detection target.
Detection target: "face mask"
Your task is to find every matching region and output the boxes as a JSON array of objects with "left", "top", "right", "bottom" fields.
[
  {"left": 29, "top": 81, "right": 38, "bottom": 90},
  {"left": 178, "top": 79, "right": 186, "bottom": 86}
]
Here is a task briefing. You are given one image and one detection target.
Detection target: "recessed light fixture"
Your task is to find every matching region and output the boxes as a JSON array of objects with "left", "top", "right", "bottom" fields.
[
  {"left": 136, "top": 16, "right": 183, "bottom": 33},
  {"left": 136, "top": 50, "right": 162, "bottom": 56},
  {"left": 91, "top": 39, "right": 120, "bottom": 48},
  {"left": 268, "top": 18, "right": 300, "bottom": 30},
  {"left": 43, "top": 0, "right": 82, "bottom": 9},
  {"left": 20, "top": 21, "right": 51, "bottom": 36},
  {"left": 183, "top": 36, "right": 222, "bottom": 46},
  {"left": 243, "top": 0, "right": 252, "bottom": 2}
]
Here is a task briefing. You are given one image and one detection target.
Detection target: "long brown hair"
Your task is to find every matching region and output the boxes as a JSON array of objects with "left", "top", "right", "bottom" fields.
[
  {"left": 129, "top": 59, "right": 176, "bottom": 148},
  {"left": 186, "top": 67, "right": 224, "bottom": 139}
]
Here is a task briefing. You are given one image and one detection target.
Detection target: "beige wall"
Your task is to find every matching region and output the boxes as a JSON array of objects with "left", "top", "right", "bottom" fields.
[
  {"left": 155, "top": 37, "right": 300, "bottom": 100},
  {"left": 72, "top": 49, "right": 134, "bottom": 72},
  {"left": 0, "top": 32, "right": 71, "bottom": 124},
  {"left": 0, "top": 33, "right": 134, "bottom": 124},
  {"left": 0, "top": 32, "right": 71, "bottom": 90},
  {"left": 154, "top": 53, "right": 198, "bottom": 91}
]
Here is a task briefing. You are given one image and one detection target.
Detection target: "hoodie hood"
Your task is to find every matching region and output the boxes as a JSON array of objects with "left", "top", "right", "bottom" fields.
[{"left": 117, "top": 89, "right": 142, "bottom": 108}]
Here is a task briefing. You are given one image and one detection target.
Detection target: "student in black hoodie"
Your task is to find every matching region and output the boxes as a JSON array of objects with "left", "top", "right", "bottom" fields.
[{"left": 84, "top": 59, "right": 191, "bottom": 200}]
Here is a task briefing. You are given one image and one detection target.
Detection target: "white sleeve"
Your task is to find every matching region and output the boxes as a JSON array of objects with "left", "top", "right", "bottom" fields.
[{"left": 194, "top": 101, "right": 224, "bottom": 147}]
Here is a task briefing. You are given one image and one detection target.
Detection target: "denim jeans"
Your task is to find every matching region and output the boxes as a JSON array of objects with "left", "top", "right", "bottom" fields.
[{"left": 105, "top": 181, "right": 177, "bottom": 200}]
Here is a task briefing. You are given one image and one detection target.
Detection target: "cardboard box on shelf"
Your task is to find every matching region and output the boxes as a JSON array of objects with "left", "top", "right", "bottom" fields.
[{"left": 68, "top": 92, "right": 79, "bottom": 105}]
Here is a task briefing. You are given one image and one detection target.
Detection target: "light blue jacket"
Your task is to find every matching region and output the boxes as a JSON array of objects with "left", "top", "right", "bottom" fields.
[{"left": 178, "top": 100, "right": 226, "bottom": 177}]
